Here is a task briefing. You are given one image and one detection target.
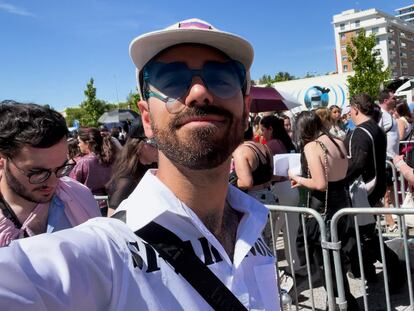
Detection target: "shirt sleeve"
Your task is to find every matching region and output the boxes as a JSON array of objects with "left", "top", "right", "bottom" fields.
[
  {"left": 69, "top": 160, "right": 88, "bottom": 184},
  {"left": 379, "top": 113, "right": 392, "bottom": 133},
  {"left": 0, "top": 219, "right": 139, "bottom": 311},
  {"left": 346, "top": 128, "right": 370, "bottom": 182}
]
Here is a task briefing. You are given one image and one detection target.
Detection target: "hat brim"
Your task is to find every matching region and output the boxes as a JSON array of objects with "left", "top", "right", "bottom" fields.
[{"left": 129, "top": 28, "right": 254, "bottom": 72}]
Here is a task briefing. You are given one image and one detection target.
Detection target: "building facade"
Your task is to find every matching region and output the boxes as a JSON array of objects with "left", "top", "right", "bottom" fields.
[
  {"left": 396, "top": 4, "right": 414, "bottom": 25},
  {"left": 333, "top": 8, "right": 414, "bottom": 79}
]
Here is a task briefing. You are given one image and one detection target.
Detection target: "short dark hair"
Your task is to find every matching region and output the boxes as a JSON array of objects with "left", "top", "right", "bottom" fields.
[
  {"left": 349, "top": 93, "right": 375, "bottom": 117},
  {"left": 0, "top": 101, "right": 68, "bottom": 158},
  {"left": 379, "top": 88, "right": 394, "bottom": 104}
]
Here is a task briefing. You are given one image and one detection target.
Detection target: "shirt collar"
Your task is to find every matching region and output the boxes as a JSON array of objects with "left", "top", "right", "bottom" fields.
[
  {"left": 117, "top": 169, "right": 189, "bottom": 231},
  {"left": 117, "top": 169, "right": 270, "bottom": 266}
]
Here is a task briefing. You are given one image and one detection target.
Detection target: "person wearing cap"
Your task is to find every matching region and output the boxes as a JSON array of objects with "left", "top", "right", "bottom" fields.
[
  {"left": 106, "top": 118, "right": 158, "bottom": 216},
  {"left": 0, "top": 19, "right": 279, "bottom": 310}
]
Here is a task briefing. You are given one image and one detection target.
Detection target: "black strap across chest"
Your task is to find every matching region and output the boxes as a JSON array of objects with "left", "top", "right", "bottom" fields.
[{"left": 112, "top": 211, "right": 247, "bottom": 310}]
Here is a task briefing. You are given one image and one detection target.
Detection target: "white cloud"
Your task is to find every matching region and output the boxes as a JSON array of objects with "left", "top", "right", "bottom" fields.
[{"left": 0, "top": 1, "right": 35, "bottom": 17}]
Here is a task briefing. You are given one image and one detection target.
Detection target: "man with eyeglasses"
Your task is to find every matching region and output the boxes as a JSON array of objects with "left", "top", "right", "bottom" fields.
[
  {"left": 0, "top": 101, "right": 100, "bottom": 246},
  {"left": 0, "top": 19, "right": 278, "bottom": 310}
]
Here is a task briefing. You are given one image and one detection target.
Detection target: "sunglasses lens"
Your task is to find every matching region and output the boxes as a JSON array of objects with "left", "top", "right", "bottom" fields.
[
  {"left": 203, "top": 61, "right": 246, "bottom": 99},
  {"left": 143, "top": 60, "right": 245, "bottom": 102},
  {"left": 145, "top": 62, "right": 191, "bottom": 100}
]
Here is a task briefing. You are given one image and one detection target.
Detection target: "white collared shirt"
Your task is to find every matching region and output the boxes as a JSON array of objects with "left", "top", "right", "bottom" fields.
[
  {"left": 379, "top": 108, "right": 399, "bottom": 158},
  {"left": 0, "top": 170, "right": 279, "bottom": 310}
]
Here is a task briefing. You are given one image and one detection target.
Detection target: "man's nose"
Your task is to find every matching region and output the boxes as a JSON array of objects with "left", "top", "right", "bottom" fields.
[{"left": 184, "top": 76, "right": 214, "bottom": 107}]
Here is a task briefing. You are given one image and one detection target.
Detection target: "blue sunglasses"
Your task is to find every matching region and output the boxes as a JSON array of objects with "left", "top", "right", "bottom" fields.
[{"left": 142, "top": 60, "right": 246, "bottom": 112}]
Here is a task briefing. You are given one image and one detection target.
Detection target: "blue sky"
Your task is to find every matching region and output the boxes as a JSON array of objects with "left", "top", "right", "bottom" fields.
[{"left": 0, "top": 0, "right": 412, "bottom": 111}]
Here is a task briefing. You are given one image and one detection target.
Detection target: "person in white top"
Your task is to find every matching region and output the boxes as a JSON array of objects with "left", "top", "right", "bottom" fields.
[
  {"left": 0, "top": 18, "right": 279, "bottom": 310},
  {"left": 378, "top": 88, "right": 399, "bottom": 230},
  {"left": 378, "top": 89, "right": 399, "bottom": 158},
  {"left": 394, "top": 101, "right": 413, "bottom": 142}
]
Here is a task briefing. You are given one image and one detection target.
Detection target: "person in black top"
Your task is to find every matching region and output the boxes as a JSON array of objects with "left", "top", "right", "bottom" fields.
[
  {"left": 344, "top": 95, "right": 387, "bottom": 207},
  {"left": 344, "top": 93, "right": 405, "bottom": 293}
]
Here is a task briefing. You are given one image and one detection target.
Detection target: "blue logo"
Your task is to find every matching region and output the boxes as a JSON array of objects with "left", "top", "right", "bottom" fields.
[{"left": 304, "top": 86, "right": 330, "bottom": 110}]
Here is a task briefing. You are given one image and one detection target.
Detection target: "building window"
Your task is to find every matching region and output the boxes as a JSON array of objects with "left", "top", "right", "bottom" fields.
[
  {"left": 376, "top": 38, "right": 380, "bottom": 45},
  {"left": 340, "top": 23, "right": 345, "bottom": 31},
  {"left": 341, "top": 45, "right": 347, "bottom": 52},
  {"left": 342, "top": 56, "right": 348, "bottom": 62},
  {"left": 372, "top": 27, "right": 379, "bottom": 34},
  {"left": 355, "top": 20, "right": 360, "bottom": 27},
  {"left": 343, "top": 65, "right": 348, "bottom": 72},
  {"left": 340, "top": 33, "right": 346, "bottom": 40}
]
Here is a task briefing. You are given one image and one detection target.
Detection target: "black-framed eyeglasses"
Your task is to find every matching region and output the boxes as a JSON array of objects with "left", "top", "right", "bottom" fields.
[{"left": 8, "top": 158, "right": 76, "bottom": 184}]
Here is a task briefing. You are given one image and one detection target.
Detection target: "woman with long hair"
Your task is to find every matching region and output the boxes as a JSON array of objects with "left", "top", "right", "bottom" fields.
[
  {"left": 288, "top": 110, "right": 359, "bottom": 309},
  {"left": 328, "top": 105, "right": 346, "bottom": 139},
  {"left": 260, "top": 115, "right": 296, "bottom": 155},
  {"left": 106, "top": 119, "right": 158, "bottom": 216},
  {"left": 395, "top": 100, "right": 413, "bottom": 141},
  {"left": 69, "top": 127, "right": 118, "bottom": 215}
]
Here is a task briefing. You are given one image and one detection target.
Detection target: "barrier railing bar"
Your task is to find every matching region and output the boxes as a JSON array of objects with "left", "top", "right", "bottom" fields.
[
  {"left": 376, "top": 215, "right": 391, "bottom": 311},
  {"left": 267, "top": 205, "right": 336, "bottom": 311},
  {"left": 331, "top": 207, "right": 414, "bottom": 311},
  {"left": 400, "top": 215, "right": 414, "bottom": 307},
  {"left": 354, "top": 216, "right": 369, "bottom": 311},
  {"left": 301, "top": 213, "right": 316, "bottom": 310},
  {"left": 283, "top": 212, "right": 300, "bottom": 310}
]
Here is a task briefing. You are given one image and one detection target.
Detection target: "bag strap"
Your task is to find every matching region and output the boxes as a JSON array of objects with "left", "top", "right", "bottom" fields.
[
  {"left": 243, "top": 141, "right": 267, "bottom": 165},
  {"left": 135, "top": 221, "right": 247, "bottom": 311},
  {"left": 357, "top": 127, "right": 377, "bottom": 175}
]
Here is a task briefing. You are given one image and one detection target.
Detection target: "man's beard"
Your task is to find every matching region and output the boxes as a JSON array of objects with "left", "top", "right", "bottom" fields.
[
  {"left": 151, "top": 105, "right": 245, "bottom": 170},
  {"left": 4, "top": 162, "right": 53, "bottom": 204}
]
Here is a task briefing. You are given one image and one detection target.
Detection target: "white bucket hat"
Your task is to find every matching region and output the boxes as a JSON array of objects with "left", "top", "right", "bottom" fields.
[{"left": 129, "top": 18, "right": 254, "bottom": 97}]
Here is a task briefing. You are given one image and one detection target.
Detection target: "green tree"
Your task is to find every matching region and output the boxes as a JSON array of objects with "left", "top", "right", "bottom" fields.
[
  {"left": 346, "top": 28, "right": 390, "bottom": 99},
  {"left": 64, "top": 107, "right": 83, "bottom": 128},
  {"left": 274, "top": 72, "right": 295, "bottom": 82},
  {"left": 114, "top": 90, "right": 141, "bottom": 114},
  {"left": 258, "top": 74, "right": 273, "bottom": 86},
  {"left": 80, "top": 78, "right": 107, "bottom": 127}
]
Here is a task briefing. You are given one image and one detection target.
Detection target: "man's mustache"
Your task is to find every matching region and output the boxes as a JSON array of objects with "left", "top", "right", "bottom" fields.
[{"left": 171, "top": 105, "right": 233, "bottom": 128}]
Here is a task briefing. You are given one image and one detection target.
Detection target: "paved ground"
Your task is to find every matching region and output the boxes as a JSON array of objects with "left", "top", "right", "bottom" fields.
[{"left": 276, "top": 232, "right": 414, "bottom": 311}]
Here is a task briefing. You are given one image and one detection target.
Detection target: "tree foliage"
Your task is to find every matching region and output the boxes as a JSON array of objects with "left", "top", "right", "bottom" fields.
[
  {"left": 258, "top": 72, "right": 296, "bottom": 86},
  {"left": 64, "top": 107, "right": 83, "bottom": 128},
  {"left": 110, "top": 90, "right": 141, "bottom": 115},
  {"left": 346, "top": 28, "right": 390, "bottom": 99},
  {"left": 79, "top": 78, "right": 107, "bottom": 127}
]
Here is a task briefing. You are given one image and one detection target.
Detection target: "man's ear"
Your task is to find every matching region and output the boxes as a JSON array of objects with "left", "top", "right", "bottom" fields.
[
  {"left": 243, "top": 95, "right": 251, "bottom": 130},
  {"left": 138, "top": 100, "right": 154, "bottom": 138}
]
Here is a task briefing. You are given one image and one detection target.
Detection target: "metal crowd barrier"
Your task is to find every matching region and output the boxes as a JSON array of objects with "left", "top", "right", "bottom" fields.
[
  {"left": 330, "top": 208, "right": 414, "bottom": 311},
  {"left": 266, "top": 205, "right": 336, "bottom": 311},
  {"left": 266, "top": 203, "right": 414, "bottom": 311},
  {"left": 94, "top": 195, "right": 110, "bottom": 216}
]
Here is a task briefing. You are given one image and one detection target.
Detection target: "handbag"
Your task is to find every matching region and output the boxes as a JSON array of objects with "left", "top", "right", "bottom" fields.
[{"left": 348, "top": 126, "right": 377, "bottom": 225}]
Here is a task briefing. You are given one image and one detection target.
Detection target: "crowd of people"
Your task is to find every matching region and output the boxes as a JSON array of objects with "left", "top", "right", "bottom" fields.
[{"left": 0, "top": 17, "right": 412, "bottom": 310}]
